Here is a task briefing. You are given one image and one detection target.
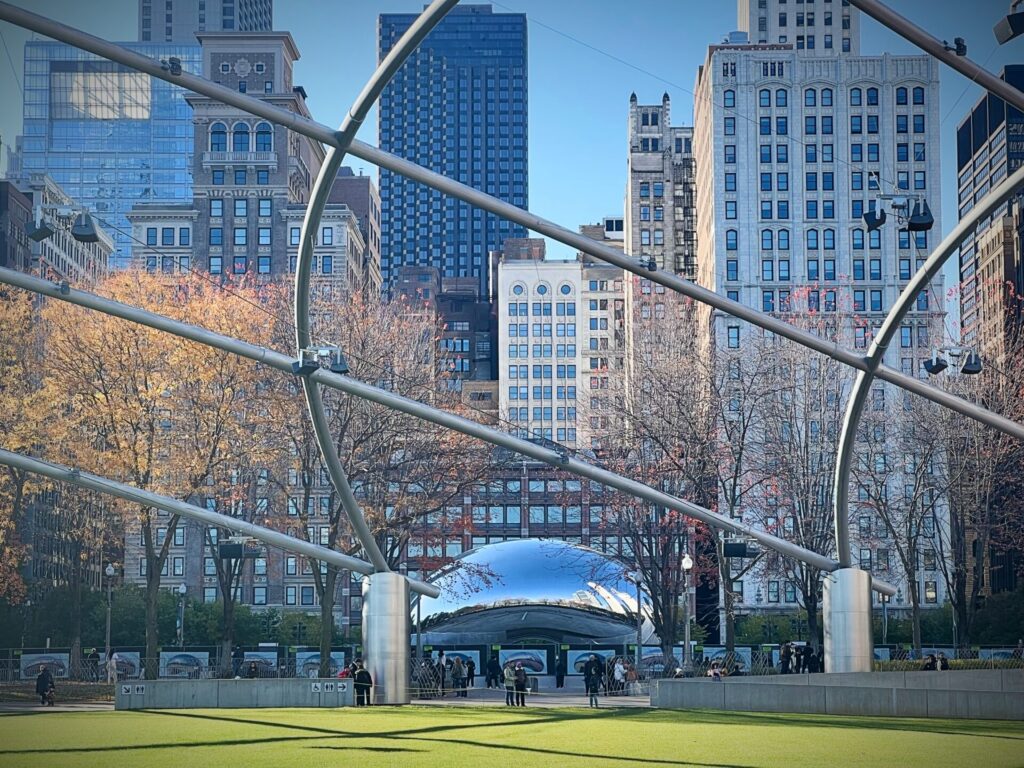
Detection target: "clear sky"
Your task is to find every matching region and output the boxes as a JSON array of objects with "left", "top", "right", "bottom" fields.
[{"left": 0, "top": 0, "right": 1020, "bottom": 267}]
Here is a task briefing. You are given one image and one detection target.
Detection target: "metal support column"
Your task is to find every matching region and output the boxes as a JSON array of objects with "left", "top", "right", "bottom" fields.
[
  {"left": 824, "top": 568, "right": 873, "bottom": 673},
  {"left": 362, "top": 571, "right": 410, "bottom": 704}
]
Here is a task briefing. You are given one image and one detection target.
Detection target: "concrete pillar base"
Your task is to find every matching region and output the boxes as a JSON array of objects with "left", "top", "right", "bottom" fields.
[
  {"left": 824, "top": 567, "right": 873, "bottom": 673},
  {"left": 362, "top": 571, "right": 410, "bottom": 704}
]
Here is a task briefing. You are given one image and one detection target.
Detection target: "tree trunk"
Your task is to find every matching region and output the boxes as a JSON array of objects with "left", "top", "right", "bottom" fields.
[
  {"left": 144, "top": 571, "right": 160, "bottom": 679},
  {"left": 805, "top": 590, "right": 820, "bottom": 650},
  {"left": 69, "top": 556, "right": 83, "bottom": 679},
  {"left": 319, "top": 568, "right": 338, "bottom": 678},
  {"left": 220, "top": 597, "right": 235, "bottom": 678}
]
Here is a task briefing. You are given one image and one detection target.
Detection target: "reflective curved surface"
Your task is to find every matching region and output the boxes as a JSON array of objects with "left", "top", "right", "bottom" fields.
[{"left": 418, "top": 539, "right": 646, "bottom": 639}]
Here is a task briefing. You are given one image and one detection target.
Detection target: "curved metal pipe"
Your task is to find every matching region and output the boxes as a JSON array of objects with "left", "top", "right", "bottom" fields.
[
  {"left": 833, "top": 164, "right": 1024, "bottom": 566},
  {"left": 0, "top": 447, "right": 441, "bottom": 597},
  {"left": 0, "top": 267, "right": 897, "bottom": 596},
  {"left": 1, "top": 3, "right": 1019, "bottom": 444},
  {"left": 292, "top": 0, "right": 459, "bottom": 575}
]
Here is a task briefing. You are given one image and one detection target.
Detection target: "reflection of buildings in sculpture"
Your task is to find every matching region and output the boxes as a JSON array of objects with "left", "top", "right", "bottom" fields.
[{"left": 417, "top": 538, "right": 652, "bottom": 644}]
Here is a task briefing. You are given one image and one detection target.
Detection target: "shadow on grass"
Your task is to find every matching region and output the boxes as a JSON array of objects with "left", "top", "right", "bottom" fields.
[{"left": 631, "top": 708, "right": 1024, "bottom": 741}]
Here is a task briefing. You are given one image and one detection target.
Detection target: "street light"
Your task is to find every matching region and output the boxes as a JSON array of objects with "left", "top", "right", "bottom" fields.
[
  {"left": 923, "top": 347, "right": 983, "bottom": 377},
  {"left": 104, "top": 563, "right": 115, "bottom": 683},
  {"left": 176, "top": 583, "right": 187, "bottom": 648},
  {"left": 862, "top": 194, "right": 934, "bottom": 233},
  {"left": 25, "top": 205, "right": 102, "bottom": 244},
  {"left": 625, "top": 571, "right": 644, "bottom": 672},
  {"left": 681, "top": 553, "right": 694, "bottom": 676},
  {"left": 994, "top": 2, "right": 1024, "bottom": 44}
]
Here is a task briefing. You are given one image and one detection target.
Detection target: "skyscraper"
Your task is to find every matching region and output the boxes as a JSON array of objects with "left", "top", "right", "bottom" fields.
[
  {"left": 19, "top": 41, "right": 201, "bottom": 269},
  {"left": 139, "top": 0, "right": 274, "bottom": 43},
  {"left": 694, "top": 1, "right": 946, "bottom": 620},
  {"left": 378, "top": 5, "right": 528, "bottom": 296}
]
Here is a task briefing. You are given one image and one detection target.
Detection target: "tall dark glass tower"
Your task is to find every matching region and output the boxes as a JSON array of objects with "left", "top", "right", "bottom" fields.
[{"left": 378, "top": 5, "right": 528, "bottom": 295}]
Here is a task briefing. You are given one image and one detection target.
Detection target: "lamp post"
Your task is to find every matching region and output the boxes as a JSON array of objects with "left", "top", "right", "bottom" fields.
[
  {"left": 626, "top": 572, "right": 643, "bottom": 671},
  {"left": 681, "top": 553, "right": 694, "bottom": 676},
  {"left": 176, "top": 583, "right": 187, "bottom": 648},
  {"left": 104, "top": 563, "right": 115, "bottom": 682},
  {"left": 882, "top": 592, "right": 889, "bottom": 646}
]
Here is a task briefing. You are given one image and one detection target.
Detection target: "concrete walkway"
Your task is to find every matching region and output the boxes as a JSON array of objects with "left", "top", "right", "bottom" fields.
[{"left": 0, "top": 701, "right": 113, "bottom": 713}]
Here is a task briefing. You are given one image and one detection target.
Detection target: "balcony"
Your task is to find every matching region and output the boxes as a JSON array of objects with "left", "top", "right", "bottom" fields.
[{"left": 202, "top": 151, "right": 277, "bottom": 170}]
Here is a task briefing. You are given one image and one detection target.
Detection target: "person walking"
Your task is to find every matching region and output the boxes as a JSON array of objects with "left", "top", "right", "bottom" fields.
[
  {"left": 780, "top": 643, "right": 793, "bottom": 675},
  {"left": 35, "top": 668, "right": 55, "bottom": 706},
  {"left": 231, "top": 646, "right": 244, "bottom": 678},
  {"left": 466, "top": 658, "right": 476, "bottom": 689},
  {"left": 625, "top": 661, "right": 639, "bottom": 695},
  {"left": 486, "top": 654, "right": 502, "bottom": 689},
  {"left": 613, "top": 657, "right": 626, "bottom": 695},
  {"left": 583, "top": 654, "right": 603, "bottom": 707},
  {"left": 555, "top": 655, "right": 566, "bottom": 689},
  {"left": 451, "top": 657, "right": 466, "bottom": 698},
  {"left": 354, "top": 661, "right": 373, "bottom": 706},
  {"left": 503, "top": 662, "right": 516, "bottom": 706},
  {"left": 436, "top": 651, "right": 447, "bottom": 697},
  {"left": 513, "top": 662, "right": 528, "bottom": 707}
]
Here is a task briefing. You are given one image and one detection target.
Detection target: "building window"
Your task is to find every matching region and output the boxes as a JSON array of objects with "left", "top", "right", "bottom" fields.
[
  {"left": 210, "top": 256, "right": 222, "bottom": 274},
  {"left": 234, "top": 227, "right": 247, "bottom": 246},
  {"left": 212, "top": 170, "right": 224, "bottom": 185},
  {"left": 727, "top": 326, "right": 740, "bottom": 348},
  {"left": 209, "top": 227, "right": 223, "bottom": 245},
  {"left": 234, "top": 198, "right": 247, "bottom": 217},
  {"left": 258, "top": 198, "right": 271, "bottom": 217},
  {"left": 924, "top": 581, "right": 937, "bottom": 604},
  {"left": 258, "top": 227, "right": 271, "bottom": 246},
  {"left": 179, "top": 228, "right": 190, "bottom": 246},
  {"left": 301, "top": 586, "right": 315, "bottom": 605},
  {"left": 321, "top": 226, "right": 333, "bottom": 245},
  {"left": 232, "top": 122, "right": 250, "bottom": 152},
  {"left": 322, "top": 255, "right": 333, "bottom": 274},
  {"left": 253, "top": 587, "right": 267, "bottom": 606},
  {"left": 724, "top": 89, "right": 736, "bottom": 108},
  {"left": 233, "top": 255, "right": 247, "bottom": 274},
  {"left": 146, "top": 227, "right": 157, "bottom": 246},
  {"left": 234, "top": 170, "right": 246, "bottom": 185},
  {"left": 255, "top": 122, "right": 272, "bottom": 151},
  {"left": 210, "top": 122, "right": 227, "bottom": 151},
  {"left": 257, "top": 169, "right": 269, "bottom": 185}
]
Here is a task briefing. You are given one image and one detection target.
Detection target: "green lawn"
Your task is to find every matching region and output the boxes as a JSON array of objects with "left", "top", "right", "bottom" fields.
[{"left": 0, "top": 706, "right": 1022, "bottom": 768}]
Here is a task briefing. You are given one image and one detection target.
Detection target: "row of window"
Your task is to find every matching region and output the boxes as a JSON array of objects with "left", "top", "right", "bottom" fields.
[
  {"left": 508, "top": 364, "right": 578, "bottom": 379},
  {"left": 209, "top": 121, "right": 273, "bottom": 153},
  {"left": 509, "top": 283, "right": 574, "bottom": 297},
  {"left": 729, "top": 84, "right": 926, "bottom": 112},
  {"left": 207, "top": 254, "right": 335, "bottom": 276},
  {"left": 508, "top": 323, "right": 577, "bottom": 338},
  {"left": 209, "top": 197, "right": 273, "bottom": 218},
  {"left": 726, "top": 255, "right": 927, "bottom": 284},
  {"left": 507, "top": 385, "right": 578, "bottom": 401},
  {"left": 145, "top": 226, "right": 190, "bottom": 247},
  {"left": 507, "top": 301, "right": 577, "bottom": 317},
  {"left": 507, "top": 343, "right": 577, "bottom": 359},
  {"left": 211, "top": 168, "right": 270, "bottom": 185},
  {"left": 724, "top": 227, "right": 927, "bottom": 252}
]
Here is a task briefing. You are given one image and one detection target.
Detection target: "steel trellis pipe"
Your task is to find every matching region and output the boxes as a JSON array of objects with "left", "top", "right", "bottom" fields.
[
  {"left": 0, "top": 2, "right": 1020, "bottom": 445},
  {"left": 0, "top": 448, "right": 441, "bottom": 598},
  {"left": 292, "top": 0, "right": 458, "bottom": 576},
  {"left": 0, "top": 266, "right": 897, "bottom": 596},
  {"left": 833, "top": 164, "right": 1024, "bottom": 566}
]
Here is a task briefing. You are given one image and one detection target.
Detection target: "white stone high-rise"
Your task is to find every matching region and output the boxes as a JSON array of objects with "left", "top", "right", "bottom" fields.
[{"left": 694, "top": 1, "right": 949, "bottom": 619}]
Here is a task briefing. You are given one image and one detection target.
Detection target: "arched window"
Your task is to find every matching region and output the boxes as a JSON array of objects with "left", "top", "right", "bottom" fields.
[
  {"left": 852, "top": 228, "right": 865, "bottom": 250},
  {"left": 778, "top": 229, "right": 790, "bottom": 250},
  {"left": 807, "top": 229, "right": 820, "bottom": 250},
  {"left": 232, "top": 122, "right": 250, "bottom": 152},
  {"left": 823, "top": 229, "right": 836, "bottom": 250},
  {"left": 850, "top": 87, "right": 862, "bottom": 106},
  {"left": 724, "top": 89, "right": 736, "bottom": 108},
  {"left": 896, "top": 87, "right": 908, "bottom": 105},
  {"left": 761, "top": 229, "right": 774, "bottom": 250},
  {"left": 776, "top": 88, "right": 788, "bottom": 107},
  {"left": 821, "top": 88, "right": 833, "bottom": 106},
  {"left": 255, "top": 122, "right": 273, "bottom": 152},
  {"left": 759, "top": 88, "right": 772, "bottom": 108},
  {"left": 726, "top": 230, "right": 738, "bottom": 251},
  {"left": 804, "top": 88, "right": 816, "bottom": 107},
  {"left": 210, "top": 122, "right": 227, "bottom": 152},
  {"left": 912, "top": 87, "right": 925, "bottom": 105},
  {"left": 866, "top": 87, "right": 879, "bottom": 106},
  {"left": 511, "top": 284, "right": 525, "bottom": 296}
]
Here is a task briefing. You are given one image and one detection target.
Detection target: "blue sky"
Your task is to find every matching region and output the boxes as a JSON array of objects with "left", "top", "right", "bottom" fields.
[{"left": 0, "top": 0, "right": 1020, "bottom": 264}]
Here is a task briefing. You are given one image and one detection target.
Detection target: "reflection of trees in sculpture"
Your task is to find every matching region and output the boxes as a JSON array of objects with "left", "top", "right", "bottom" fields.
[{"left": 39, "top": 272, "right": 275, "bottom": 678}]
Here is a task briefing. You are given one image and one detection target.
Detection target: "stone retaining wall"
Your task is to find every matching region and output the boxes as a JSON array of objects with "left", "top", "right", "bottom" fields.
[{"left": 651, "top": 670, "right": 1024, "bottom": 720}]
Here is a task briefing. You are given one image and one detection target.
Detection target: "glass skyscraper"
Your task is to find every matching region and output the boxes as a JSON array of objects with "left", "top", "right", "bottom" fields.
[
  {"left": 20, "top": 42, "right": 201, "bottom": 269},
  {"left": 378, "top": 4, "right": 528, "bottom": 296}
]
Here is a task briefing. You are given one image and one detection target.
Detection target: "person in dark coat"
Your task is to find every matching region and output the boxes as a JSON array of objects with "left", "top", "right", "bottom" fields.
[
  {"left": 816, "top": 647, "right": 825, "bottom": 673},
  {"left": 486, "top": 655, "right": 502, "bottom": 688},
  {"left": 513, "top": 662, "right": 528, "bottom": 707},
  {"left": 582, "top": 655, "right": 603, "bottom": 705},
  {"left": 466, "top": 658, "right": 476, "bottom": 689},
  {"left": 780, "top": 643, "right": 793, "bottom": 674},
  {"left": 35, "top": 668, "right": 54, "bottom": 706},
  {"left": 806, "top": 645, "right": 820, "bottom": 674},
  {"left": 231, "top": 646, "right": 244, "bottom": 678},
  {"left": 555, "top": 655, "right": 567, "bottom": 689},
  {"left": 436, "top": 651, "right": 446, "bottom": 697},
  {"left": 246, "top": 660, "right": 259, "bottom": 679},
  {"left": 354, "top": 661, "right": 373, "bottom": 706},
  {"left": 922, "top": 654, "right": 937, "bottom": 671}
]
